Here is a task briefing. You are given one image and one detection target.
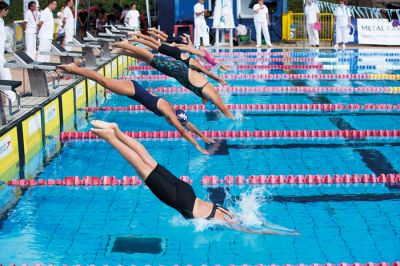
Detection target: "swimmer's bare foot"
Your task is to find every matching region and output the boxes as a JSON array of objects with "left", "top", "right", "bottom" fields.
[
  {"left": 113, "top": 40, "right": 131, "bottom": 49},
  {"left": 90, "top": 128, "right": 116, "bottom": 141},
  {"left": 57, "top": 63, "right": 79, "bottom": 74},
  {"left": 111, "top": 47, "right": 123, "bottom": 54},
  {"left": 91, "top": 120, "right": 118, "bottom": 131}
]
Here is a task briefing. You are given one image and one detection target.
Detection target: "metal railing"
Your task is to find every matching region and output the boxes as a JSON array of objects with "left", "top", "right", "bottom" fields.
[{"left": 282, "top": 12, "right": 334, "bottom": 41}]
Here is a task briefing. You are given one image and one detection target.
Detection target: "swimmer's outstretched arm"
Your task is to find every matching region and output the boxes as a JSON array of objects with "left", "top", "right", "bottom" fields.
[
  {"left": 185, "top": 122, "right": 215, "bottom": 144},
  {"left": 190, "top": 60, "right": 228, "bottom": 86},
  {"left": 228, "top": 223, "right": 300, "bottom": 235},
  {"left": 164, "top": 112, "right": 209, "bottom": 155}
]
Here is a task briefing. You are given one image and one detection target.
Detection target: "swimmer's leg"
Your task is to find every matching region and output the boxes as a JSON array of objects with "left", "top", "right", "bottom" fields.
[
  {"left": 90, "top": 127, "right": 154, "bottom": 180},
  {"left": 91, "top": 120, "right": 157, "bottom": 168},
  {"left": 134, "top": 34, "right": 161, "bottom": 50},
  {"left": 58, "top": 63, "right": 135, "bottom": 96},
  {"left": 113, "top": 40, "right": 154, "bottom": 64},
  {"left": 202, "top": 85, "right": 235, "bottom": 119}
]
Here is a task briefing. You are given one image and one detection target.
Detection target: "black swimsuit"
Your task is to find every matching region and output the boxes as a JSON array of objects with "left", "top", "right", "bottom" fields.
[
  {"left": 145, "top": 164, "right": 197, "bottom": 219},
  {"left": 158, "top": 43, "right": 191, "bottom": 67},
  {"left": 128, "top": 81, "right": 162, "bottom": 116}
]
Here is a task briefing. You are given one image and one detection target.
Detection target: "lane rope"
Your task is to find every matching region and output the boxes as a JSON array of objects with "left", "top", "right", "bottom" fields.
[
  {"left": 85, "top": 103, "right": 400, "bottom": 113},
  {"left": 6, "top": 173, "right": 400, "bottom": 187},
  {"left": 60, "top": 130, "right": 400, "bottom": 142}
]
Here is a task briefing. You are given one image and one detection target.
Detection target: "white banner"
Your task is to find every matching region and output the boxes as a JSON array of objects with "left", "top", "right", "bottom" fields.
[{"left": 357, "top": 19, "right": 400, "bottom": 45}]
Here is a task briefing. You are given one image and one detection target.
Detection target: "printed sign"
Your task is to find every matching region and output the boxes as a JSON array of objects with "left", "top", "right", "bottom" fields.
[
  {"left": 357, "top": 19, "right": 400, "bottom": 45},
  {"left": 0, "top": 135, "right": 12, "bottom": 160},
  {"left": 45, "top": 103, "right": 57, "bottom": 123},
  {"left": 28, "top": 113, "right": 41, "bottom": 136}
]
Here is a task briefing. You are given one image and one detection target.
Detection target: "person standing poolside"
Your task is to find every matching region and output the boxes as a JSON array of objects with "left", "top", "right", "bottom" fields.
[
  {"left": 37, "top": 0, "right": 57, "bottom": 62},
  {"left": 63, "top": 0, "right": 74, "bottom": 49},
  {"left": 0, "top": 2, "right": 11, "bottom": 82},
  {"left": 126, "top": 3, "right": 140, "bottom": 30},
  {"left": 304, "top": 0, "right": 320, "bottom": 47},
  {"left": 194, "top": 0, "right": 210, "bottom": 48},
  {"left": 89, "top": 120, "right": 300, "bottom": 235},
  {"left": 113, "top": 40, "right": 235, "bottom": 119},
  {"left": 23, "top": 1, "right": 38, "bottom": 60},
  {"left": 57, "top": 63, "right": 214, "bottom": 155},
  {"left": 253, "top": 0, "right": 273, "bottom": 48},
  {"left": 334, "top": 0, "right": 351, "bottom": 49}
]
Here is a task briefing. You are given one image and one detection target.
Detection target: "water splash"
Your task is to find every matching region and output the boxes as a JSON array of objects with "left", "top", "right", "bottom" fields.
[{"left": 171, "top": 187, "right": 298, "bottom": 235}]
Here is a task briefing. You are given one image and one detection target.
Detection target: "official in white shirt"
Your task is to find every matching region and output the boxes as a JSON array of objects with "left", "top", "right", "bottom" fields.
[
  {"left": 37, "top": 0, "right": 57, "bottom": 62},
  {"left": 334, "top": 0, "right": 351, "bottom": 48},
  {"left": 126, "top": 3, "right": 140, "bottom": 30},
  {"left": 194, "top": 0, "right": 210, "bottom": 48},
  {"left": 23, "top": 1, "right": 38, "bottom": 60},
  {"left": 304, "top": 0, "right": 320, "bottom": 47},
  {"left": 63, "top": 0, "right": 74, "bottom": 48},
  {"left": 253, "top": 0, "right": 273, "bottom": 47},
  {"left": 0, "top": 2, "right": 11, "bottom": 80}
]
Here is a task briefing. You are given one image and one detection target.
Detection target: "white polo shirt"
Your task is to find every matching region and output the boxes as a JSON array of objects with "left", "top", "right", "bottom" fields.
[
  {"left": 194, "top": 3, "right": 205, "bottom": 22},
  {"left": 63, "top": 6, "right": 74, "bottom": 33},
  {"left": 38, "top": 7, "right": 54, "bottom": 40},
  {"left": 253, "top": 3, "right": 268, "bottom": 23},
  {"left": 24, "top": 10, "right": 38, "bottom": 34},
  {"left": 0, "top": 18, "right": 6, "bottom": 57},
  {"left": 126, "top": 9, "right": 140, "bottom": 29},
  {"left": 335, "top": 5, "right": 351, "bottom": 27},
  {"left": 304, "top": 3, "right": 320, "bottom": 25}
]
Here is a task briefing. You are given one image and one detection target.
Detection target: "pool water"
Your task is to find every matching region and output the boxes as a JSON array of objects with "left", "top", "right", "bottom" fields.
[{"left": 0, "top": 49, "right": 400, "bottom": 265}]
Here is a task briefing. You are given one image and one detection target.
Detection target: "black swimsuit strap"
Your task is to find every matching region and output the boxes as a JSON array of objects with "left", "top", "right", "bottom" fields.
[
  {"left": 206, "top": 204, "right": 233, "bottom": 220},
  {"left": 206, "top": 204, "right": 218, "bottom": 220}
]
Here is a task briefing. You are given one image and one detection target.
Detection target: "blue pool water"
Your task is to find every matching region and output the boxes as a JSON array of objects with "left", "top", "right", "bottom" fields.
[{"left": 1, "top": 49, "right": 400, "bottom": 265}]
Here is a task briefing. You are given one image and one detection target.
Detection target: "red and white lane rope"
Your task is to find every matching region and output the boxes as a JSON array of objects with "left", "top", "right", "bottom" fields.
[
  {"left": 122, "top": 73, "right": 400, "bottom": 81},
  {"left": 212, "top": 50, "right": 400, "bottom": 57},
  {"left": 6, "top": 173, "right": 400, "bottom": 187},
  {"left": 128, "top": 64, "right": 400, "bottom": 71},
  {"left": 141, "top": 86, "right": 400, "bottom": 94},
  {"left": 60, "top": 130, "right": 400, "bottom": 142},
  {"left": 85, "top": 103, "right": 400, "bottom": 113}
]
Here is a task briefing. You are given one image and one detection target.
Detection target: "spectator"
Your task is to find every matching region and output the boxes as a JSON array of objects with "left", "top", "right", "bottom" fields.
[
  {"left": 37, "top": 0, "right": 57, "bottom": 62},
  {"left": 0, "top": 1, "right": 11, "bottom": 82},
  {"left": 23, "top": 1, "right": 38, "bottom": 59},
  {"left": 334, "top": 0, "right": 351, "bottom": 48},
  {"left": 304, "top": 0, "right": 320, "bottom": 47},
  {"left": 122, "top": 4, "right": 129, "bottom": 24},
  {"left": 78, "top": 8, "right": 88, "bottom": 38},
  {"left": 253, "top": 0, "right": 272, "bottom": 47},
  {"left": 113, "top": 3, "right": 124, "bottom": 25},
  {"left": 194, "top": 0, "right": 210, "bottom": 48},
  {"left": 63, "top": 0, "right": 74, "bottom": 48},
  {"left": 56, "top": 9, "right": 65, "bottom": 44},
  {"left": 126, "top": 3, "right": 140, "bottom": 30},
  {"left": 96, "top": 9, "right": 107, "bottom": 33}
]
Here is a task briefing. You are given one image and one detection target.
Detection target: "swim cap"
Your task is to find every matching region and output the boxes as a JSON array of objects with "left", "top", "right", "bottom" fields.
[{"left": 176, "top": 109, "right": 188, "bottom": 126}]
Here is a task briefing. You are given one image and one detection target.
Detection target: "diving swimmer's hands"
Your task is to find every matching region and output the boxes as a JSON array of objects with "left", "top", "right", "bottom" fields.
[
  {"left": 218, "top": 79, "right": 228, "bottom": 86},
  {"left": 196, "top": 145, "right": 209, "bottom": 155},
  {"left": 202, "top": 136, "right": 215, "bottom": 144}
]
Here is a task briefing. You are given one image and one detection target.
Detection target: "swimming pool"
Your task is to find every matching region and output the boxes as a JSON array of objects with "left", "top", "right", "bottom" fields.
[{"left": 1, "top": 48, "right": 400, "bottom": 265}]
